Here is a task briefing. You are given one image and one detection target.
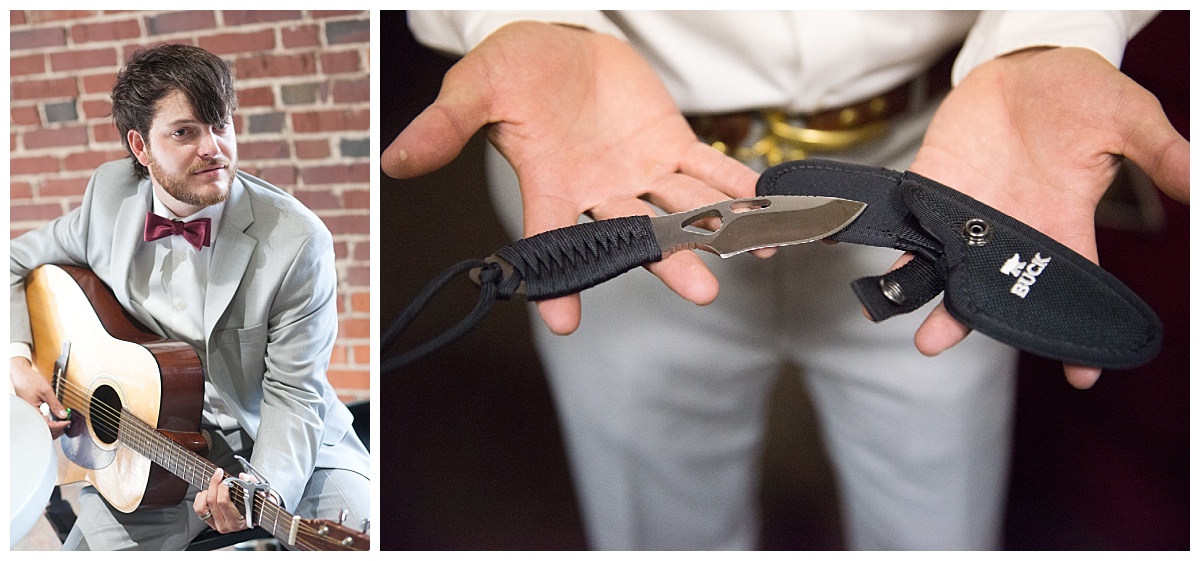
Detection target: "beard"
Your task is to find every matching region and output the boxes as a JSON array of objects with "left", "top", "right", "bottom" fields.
[{"left": 148, "top": 155, "right": 237, "bottom": 208}]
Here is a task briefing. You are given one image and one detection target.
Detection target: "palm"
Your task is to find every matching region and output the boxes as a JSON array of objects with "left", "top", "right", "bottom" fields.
[{"left": 909, "top": 47, "right": 1189, "bottom": 387}]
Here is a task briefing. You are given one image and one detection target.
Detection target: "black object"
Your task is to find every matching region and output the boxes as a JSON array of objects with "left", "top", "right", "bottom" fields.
[
  {"left": 757, "top": 159, "right": 1163, "bottom": 369},
  {"left": 467, "top": 195, "right": 864, "bottom": 302},
  {"left": 489, "top": 215, "right": 662, "bottom": 301},
  {"left": 385, "top": 159, "right": 1162, "bottom": 373},
  {"left": 385, "top": 194, "right": 863, "bottom": 372}
]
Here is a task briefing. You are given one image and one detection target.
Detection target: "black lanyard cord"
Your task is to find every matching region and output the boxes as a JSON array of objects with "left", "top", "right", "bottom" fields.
[{"left": 381, "top": 259, "right": 501, "bottom": 373}]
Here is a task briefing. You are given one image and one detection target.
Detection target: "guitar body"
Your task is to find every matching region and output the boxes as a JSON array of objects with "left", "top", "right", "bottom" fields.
[{"left": 26, "top": 264, "right": 204, "bottom": 513}]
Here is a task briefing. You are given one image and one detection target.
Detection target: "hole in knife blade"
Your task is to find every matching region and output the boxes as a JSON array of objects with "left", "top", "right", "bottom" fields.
[
  {"left": 680, "top": 209, "right": 722, "bottom": 234},
  {"left": 729, "top": 198, "right": 771, "bottom": 213}
]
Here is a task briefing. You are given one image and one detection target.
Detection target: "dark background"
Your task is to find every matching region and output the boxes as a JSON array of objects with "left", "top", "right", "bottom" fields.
[{"left": 379, "top": 11, "right": 1189, "bottom": 550}]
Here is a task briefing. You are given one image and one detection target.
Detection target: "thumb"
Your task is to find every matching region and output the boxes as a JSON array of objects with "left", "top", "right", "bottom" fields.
[
  {"left": 39, "top": 387, "right": 68, "bottom": 420},
  {"left": 382, "top": 66, "right": 491, "bottom": 179},
  {"left": 1129, "top": 131, "right": 1190, "bottom": 205},
  {"left": 1119, "top": 92, "right": 1190, "bottom": 204}
]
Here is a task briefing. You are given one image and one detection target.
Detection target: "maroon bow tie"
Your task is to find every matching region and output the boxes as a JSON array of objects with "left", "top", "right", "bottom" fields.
[{"left": 143, "top": 212, "right": 211, "bottom": 250}]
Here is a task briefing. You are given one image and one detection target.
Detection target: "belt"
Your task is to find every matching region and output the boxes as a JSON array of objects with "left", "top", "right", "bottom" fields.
[{"left": 687, "top": 47, "right": 956, "bottom": 167}]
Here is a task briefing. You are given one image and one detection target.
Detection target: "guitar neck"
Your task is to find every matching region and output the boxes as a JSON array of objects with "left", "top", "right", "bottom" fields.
[{"left": 114, "top": 408, "right": 302, "bottom": 546}]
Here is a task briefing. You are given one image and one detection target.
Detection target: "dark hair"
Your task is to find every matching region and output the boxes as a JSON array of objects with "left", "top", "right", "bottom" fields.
[{"left": 111, "top": 44, "right": 237, "bottom": 179}]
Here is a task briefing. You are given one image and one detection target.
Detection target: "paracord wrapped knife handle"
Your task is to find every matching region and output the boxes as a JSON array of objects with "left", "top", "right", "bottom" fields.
[
  {"left": 391, "top": 215, "right": 661, "bottom": 372},
  {"left": 487, "top": 215, "right": 664, "bottom": 301},
  {"left": 757, "top": 159, "right": 1162, "bottom": 369}
]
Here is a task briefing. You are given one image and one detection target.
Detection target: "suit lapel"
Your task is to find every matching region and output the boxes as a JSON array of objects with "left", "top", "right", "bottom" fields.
[
  {"left": 111, "top": 180, "right": 153, "bottom": 315},
  {"left": 204, "top": 175, "right": 257, "bottom": 340}
]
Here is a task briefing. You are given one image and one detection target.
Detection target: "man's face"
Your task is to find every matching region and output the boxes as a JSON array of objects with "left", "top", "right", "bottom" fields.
[{"left": 135, "top": 89, "right": 238, "bottom": 212}]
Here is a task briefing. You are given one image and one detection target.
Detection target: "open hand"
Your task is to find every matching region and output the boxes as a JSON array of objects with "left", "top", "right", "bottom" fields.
[
  {"left": 906, "top": 46, "right": 1189, "bottom": 388},
  {"left": 383, "top": 21, "right": 758, "bottom": 335}
]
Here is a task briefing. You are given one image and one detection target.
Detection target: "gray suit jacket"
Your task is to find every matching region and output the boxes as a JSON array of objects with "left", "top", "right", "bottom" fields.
[{"left": 10, "top": 159, "right": 369, "bottom": 509}]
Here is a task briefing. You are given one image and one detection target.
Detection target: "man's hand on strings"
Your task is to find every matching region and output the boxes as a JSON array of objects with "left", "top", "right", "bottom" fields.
[
  {"left": 194, "top": 468, "right": 250, "bottom": 534},
  {"left": 11, "top": 356, "right": 71, "bottom": 438}
]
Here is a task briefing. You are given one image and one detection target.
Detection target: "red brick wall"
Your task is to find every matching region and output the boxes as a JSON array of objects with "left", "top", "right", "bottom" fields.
[{"left": 9, "top": 10, "right": 371, "bottom": 403}]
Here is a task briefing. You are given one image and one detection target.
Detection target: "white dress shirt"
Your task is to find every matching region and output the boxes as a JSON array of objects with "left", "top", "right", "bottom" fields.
[{"left": 407, "top": 10, "right": 1156, "bottom": 114}]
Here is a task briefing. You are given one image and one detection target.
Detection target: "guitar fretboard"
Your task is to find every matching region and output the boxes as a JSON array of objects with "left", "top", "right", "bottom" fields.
[{"left": 114, "top": 408, "right": 301, "bottom": 546}]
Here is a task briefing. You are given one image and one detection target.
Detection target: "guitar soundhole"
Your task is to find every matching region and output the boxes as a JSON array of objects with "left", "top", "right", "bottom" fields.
[{"left": 90, "top": 384, "right": 122, "bottom": 445}]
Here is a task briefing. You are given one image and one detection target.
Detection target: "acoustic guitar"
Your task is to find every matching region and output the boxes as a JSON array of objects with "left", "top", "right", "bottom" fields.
[{"left": 25, "top": 264, "right": 370, "bottom": 551}]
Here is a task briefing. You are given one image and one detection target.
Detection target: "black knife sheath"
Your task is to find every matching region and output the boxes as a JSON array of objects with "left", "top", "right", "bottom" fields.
[{"left": 757, "top": 159, "right": 1162, "bottom": 369}]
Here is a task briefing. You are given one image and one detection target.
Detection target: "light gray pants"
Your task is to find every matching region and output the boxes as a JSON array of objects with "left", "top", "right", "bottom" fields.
[
  {"left": 484, "top": 103, "right": 1017, "bottom": 550},
  {"left": 61, "top": 428, "right": 370, "bottom": 551}
]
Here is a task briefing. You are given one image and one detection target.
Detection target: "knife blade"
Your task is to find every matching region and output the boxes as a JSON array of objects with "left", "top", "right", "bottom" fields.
[{"left": 470, "top": 195, "right": 866, "bottom": 301}]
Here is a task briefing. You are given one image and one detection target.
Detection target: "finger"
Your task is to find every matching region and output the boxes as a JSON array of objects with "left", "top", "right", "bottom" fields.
[
  {"left": 192, "top": 483, "right": 210, "bottom": 522},
  {"left": 635, "top": 172, "right": 770, "bottom": 263},
  {"left": 206, "top": 468, "right": 225, "bottom": 528},
  {"left": 532, "top": 191, "right": 726, "bottom": 334},
  {"left": 632, "top": 173, "right": 775, "bottom": 260},
  {"left": 880, "top": 253, "right": 974, "bottom": 357},
  {"left": 521, "top": 191, "right": 590, "bottom": 336},
  {"left": 1126, "top": 130, "right": 1190, "bottom": 204},
  {"left": 1117, "top": 89, "right": 1190, "bottom": 204},
  {"left": 534, "top": 297, "right": 583, "bottom": 336},
  {"left": 381, "top": 64, "right": 491, "bottom": 179},
  {"left": 39, "top": 389, "right": 69, "bottom": 421},
  {"left": 913, "top": 301, "right": 973, "bottom": 357},
  {"left": 749, "top": 246, "right": 778, "bottom": 259},
  {"left": 593, "top": 196, "right": 720, "bottom": 307},
  {"left": 677, "top": 141, "right": 759, "bottom": 199},
  {"left": 214, "top": 470, "right": 241, "bottom": 532},
  {"left": 645, "top": 252, "right": 720, "bottom": 306},
  {"left": 1064, "top": 364, "right": 1102, "bottom": 390},
  {"left": 636, "top": 171, "right": 731, "bottom": 217},
  {"left": 47, "top": 419, "right": 70, "bottom": 439}
]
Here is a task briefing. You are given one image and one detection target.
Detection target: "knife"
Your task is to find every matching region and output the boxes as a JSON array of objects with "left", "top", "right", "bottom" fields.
[{"left": 470, "top": 196, "right": 867, "bottom": 301}]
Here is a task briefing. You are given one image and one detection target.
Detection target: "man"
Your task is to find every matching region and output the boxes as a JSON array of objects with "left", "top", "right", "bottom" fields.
[
  {"left": 384, "top": 11, "right": 1188, "bottom": 550},
  {"left": 10, "top": 44, "right": 370, "bottom": 550}
]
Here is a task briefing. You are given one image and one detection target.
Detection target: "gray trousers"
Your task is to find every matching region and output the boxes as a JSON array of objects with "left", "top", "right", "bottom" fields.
[{"left": 61, "top": 427, "right": 370, "bottom": 551}]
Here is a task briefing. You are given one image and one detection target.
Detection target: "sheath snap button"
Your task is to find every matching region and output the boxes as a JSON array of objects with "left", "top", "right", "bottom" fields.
[
  {"left": 962, "top": 218, "right": 991, "bottom": 246},
  {"left": 879, "top": 278, "right": 907, "bottom": 305}
]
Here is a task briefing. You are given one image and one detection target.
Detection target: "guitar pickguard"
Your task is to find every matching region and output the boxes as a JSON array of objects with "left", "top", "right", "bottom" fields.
[
  {"left": 57, "top": 378, "right": 124, "bottom": 470},
  {"left": 58, "top": 409, "right": 115, "bottom": 470}
]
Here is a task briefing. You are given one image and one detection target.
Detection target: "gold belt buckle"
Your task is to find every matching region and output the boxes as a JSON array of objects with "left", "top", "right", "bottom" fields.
[{"left": 731, "top": 109, "right": 889, "bottom": 167}]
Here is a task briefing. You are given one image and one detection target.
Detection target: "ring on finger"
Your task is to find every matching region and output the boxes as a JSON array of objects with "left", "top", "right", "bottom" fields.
[{"left": 198, "top": 510, "right": 213, "bottom": 521}]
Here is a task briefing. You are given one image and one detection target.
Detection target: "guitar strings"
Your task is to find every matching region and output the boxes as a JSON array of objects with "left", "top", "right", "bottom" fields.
[
  {"left": 49, "top": 379, "right": 281, "bottom": 522},
  {"left": 52, "top": 377, "right": 355, "bottom": 550},
  {"left": 48, "top": 375, "right": 362, "bottom": 550}
]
